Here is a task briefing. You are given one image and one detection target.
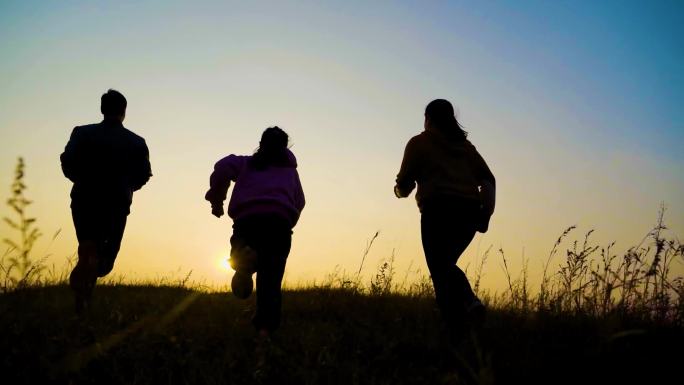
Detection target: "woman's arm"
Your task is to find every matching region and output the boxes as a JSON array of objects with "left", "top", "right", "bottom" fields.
[
  {"left": 394, "top": 138, "right": 419, "bottom": 198},
  {"left": 472, "top": 148, "right": 496, "bottom": 215}
]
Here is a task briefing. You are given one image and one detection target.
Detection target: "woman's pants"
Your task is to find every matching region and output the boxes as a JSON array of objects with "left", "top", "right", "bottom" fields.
[{"left": 420, "top": 198, "right": 479, "bottom": 328}]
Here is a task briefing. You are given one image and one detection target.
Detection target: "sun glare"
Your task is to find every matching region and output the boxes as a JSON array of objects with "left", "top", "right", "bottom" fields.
[{"left": 219, "top": 256, "right": 232, "bottom": 271}]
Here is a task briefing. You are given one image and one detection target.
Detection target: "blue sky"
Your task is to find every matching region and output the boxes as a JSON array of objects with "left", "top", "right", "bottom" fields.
[{"left": 1, "top": 1, "right": 682, "bottom": 288}]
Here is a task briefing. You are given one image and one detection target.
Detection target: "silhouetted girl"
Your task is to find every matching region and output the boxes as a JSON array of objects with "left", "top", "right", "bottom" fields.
[
  {"left": 206, "top": 126, "right": 305, "bottom": 337},
  {"left": 395, "top": 99, "right": 495, "bottom": 336}
]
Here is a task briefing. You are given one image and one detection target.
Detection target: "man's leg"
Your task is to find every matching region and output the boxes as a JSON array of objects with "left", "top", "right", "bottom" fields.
[
  {"left": 96, "top": 212, "right": 127, "bottom": 277},
  {"left": 70, "top": 207, "right": 100, "bottom": 312}
]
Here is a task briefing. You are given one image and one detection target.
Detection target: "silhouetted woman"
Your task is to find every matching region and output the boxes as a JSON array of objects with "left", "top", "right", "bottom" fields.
[
  {"left": 395, "top": 99, "right": 495, "bottom": 336},
  {"left": 206, "top": 126, "right": 305, "bottom": 338}
]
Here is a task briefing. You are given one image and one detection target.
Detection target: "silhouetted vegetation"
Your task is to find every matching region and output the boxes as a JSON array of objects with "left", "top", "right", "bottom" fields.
[
  {"left": 320, "top": 210, "right": 684, "bottom": 325},
  {"left": 1, "top": 282, "right": 682, "bottom": 385},
  {"left": 1, "top": 158, "right": 60, "bottom": 291}
]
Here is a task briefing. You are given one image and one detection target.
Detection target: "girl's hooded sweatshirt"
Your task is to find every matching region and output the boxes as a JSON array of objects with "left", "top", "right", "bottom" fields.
[{"left": 205, "top": 150, "right": 305, "bottom": 228}]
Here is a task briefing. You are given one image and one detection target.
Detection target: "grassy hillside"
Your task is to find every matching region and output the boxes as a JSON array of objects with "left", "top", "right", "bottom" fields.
[
  {"left": 1, "top": 284, "right": 681, "bottom": 385},
  {"left": 2, "top": 161, "right": 682, "bottom": 384}
]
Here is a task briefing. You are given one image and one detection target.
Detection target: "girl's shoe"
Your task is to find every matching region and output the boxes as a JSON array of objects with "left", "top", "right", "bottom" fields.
[
  {"left": 229, "top": 240, "right": 257, "bottom": 299},
  {"left": 231, "top": 270, "right": 254, "bottom": 299},
  {"left": 229, "top": 241, "right": 257, "bottom": 272}
]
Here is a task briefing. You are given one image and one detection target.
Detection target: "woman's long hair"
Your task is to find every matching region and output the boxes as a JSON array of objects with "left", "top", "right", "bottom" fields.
[
  {"left": 250, "top": 126, "right": 291, "bottom": 170},
  {"left": 425, "top": 99, "right": 468, "bottom": 141}
]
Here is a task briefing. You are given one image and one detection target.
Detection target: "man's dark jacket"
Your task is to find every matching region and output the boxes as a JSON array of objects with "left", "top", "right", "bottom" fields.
[{"left": 60, "top": 119, "right": 152, "bottom": 213}]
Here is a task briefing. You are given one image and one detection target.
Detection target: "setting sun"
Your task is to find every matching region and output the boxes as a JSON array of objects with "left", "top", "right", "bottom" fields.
[{"left": 219, "top": 256, "right": 232, "bottom": 272}]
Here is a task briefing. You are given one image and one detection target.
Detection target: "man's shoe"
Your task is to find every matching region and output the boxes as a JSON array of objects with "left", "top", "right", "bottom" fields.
[{"left": 70, "top": 243, "right": 98, "bottom": 313}]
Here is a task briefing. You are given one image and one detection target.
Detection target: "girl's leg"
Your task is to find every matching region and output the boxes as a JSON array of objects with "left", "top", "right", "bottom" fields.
[
  {"left": 252, "top": 222, "right": 292, "bottom": 332},
  {"left": 230, "top": 218, "right": 261, "bottom": 299},
  {"left": 253, "top": 252, "right": 288, "bottom": 332}
]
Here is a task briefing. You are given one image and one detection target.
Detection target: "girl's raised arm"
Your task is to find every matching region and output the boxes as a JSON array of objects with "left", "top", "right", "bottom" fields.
[{"left": 205, "top": 155, "right": 247, "bottom": 207}]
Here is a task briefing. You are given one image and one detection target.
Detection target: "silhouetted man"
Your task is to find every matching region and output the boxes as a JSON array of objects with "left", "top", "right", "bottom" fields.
[{"left": 61, "top": 89, "right": 152, "bottom": 312}]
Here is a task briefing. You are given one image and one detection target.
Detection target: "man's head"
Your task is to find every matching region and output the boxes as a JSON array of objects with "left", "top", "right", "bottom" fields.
[{"left": 101, "top": 89, "right": 127, "bottom": 122}]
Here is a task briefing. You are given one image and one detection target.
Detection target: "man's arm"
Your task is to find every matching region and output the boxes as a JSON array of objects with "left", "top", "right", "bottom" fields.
[{"left": 60, "top": 127, "right": 83, "bottom": 183}]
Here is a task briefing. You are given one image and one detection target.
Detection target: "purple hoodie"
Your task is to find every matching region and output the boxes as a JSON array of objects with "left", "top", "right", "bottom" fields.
[{"left": 205, "top": 150, "right": 305, "bottom": 227}]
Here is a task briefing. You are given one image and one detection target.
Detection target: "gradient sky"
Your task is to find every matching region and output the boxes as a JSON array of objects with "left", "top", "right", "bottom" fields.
[{"left": 1, "top": 0, "right": 682, "bottom": 292}]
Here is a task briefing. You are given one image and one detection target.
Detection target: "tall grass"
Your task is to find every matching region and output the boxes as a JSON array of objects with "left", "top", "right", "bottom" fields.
[
  {"left": 2, "top": 158, "right": 50, "bottom": 291},
  {"left": 315, "top": 207, "right": 683, "bottom": 324},
  {"left": 489, "top": 205, "right": 683, "bottom": 323},
  {"left": 3, "top": 158, "right": 682, "bottom": 323}
]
